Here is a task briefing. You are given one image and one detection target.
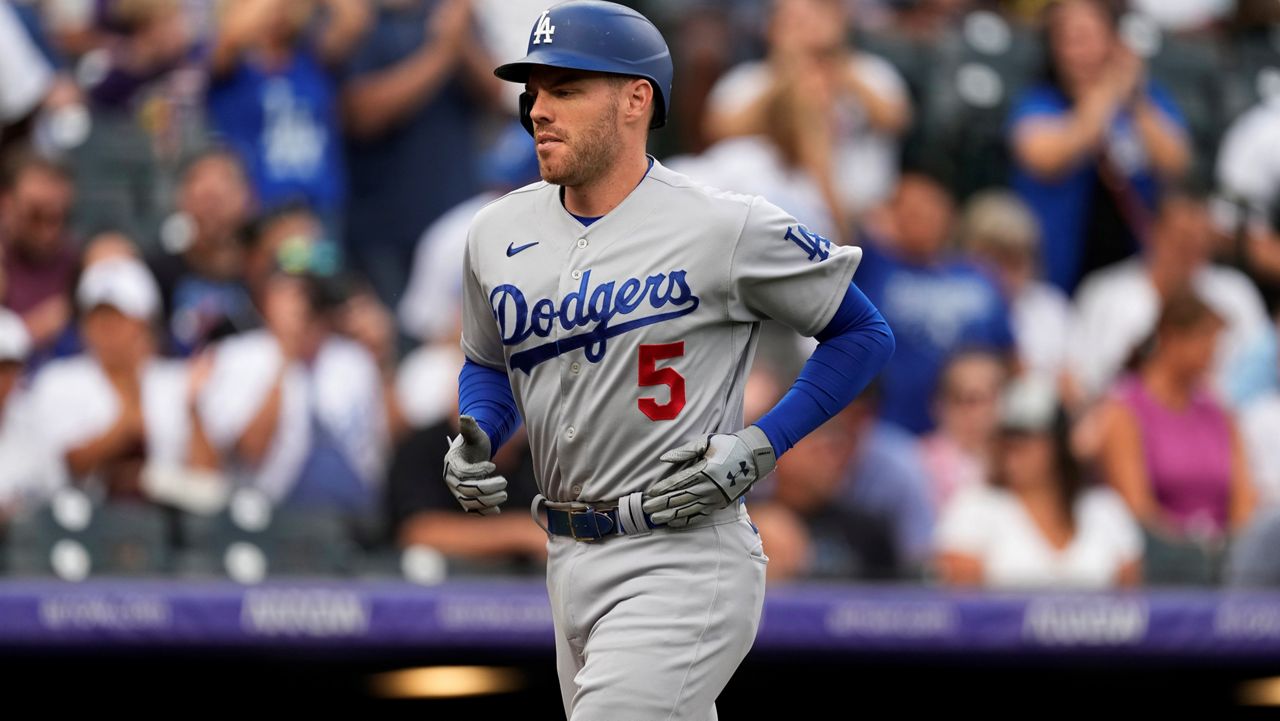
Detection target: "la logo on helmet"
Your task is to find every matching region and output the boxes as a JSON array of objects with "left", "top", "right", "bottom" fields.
[{"left": 532, "top": 10, "right": 556, "bottom": 45}]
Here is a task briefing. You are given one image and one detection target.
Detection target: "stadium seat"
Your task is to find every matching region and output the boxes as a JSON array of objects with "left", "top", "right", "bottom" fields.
[
  {"left": 6, "top": 496, "right": 172, "bottom": 579},
  {"left": 177, "top": 499, "right": 360, "bottom": 581},
  {"left": 912, "top": 11, "right": 1043, "bottom": 198}
]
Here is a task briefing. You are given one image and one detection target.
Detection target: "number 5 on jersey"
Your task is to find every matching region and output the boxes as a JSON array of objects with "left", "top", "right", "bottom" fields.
[{"left": 638, "top": 342, "right": 685, "bottom": 421}]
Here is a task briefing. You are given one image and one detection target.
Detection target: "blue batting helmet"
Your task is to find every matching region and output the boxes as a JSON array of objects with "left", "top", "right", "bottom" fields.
[{"left": 494, "top": 1, "right": 673, "bottom": 136}]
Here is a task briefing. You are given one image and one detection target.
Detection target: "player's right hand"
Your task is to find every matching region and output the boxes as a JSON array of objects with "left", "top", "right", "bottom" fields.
[{"left": 442, "top": 415, "right": 508, "bottom": 515}]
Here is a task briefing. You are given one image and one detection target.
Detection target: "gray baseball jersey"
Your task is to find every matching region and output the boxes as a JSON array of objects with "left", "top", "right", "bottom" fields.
[{"left": 461, "top": 157, "right": 861, "bottom": 503}]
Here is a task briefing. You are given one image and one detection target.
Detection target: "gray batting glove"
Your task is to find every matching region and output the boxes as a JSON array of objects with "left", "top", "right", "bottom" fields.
[
  {"left": 443, "top": 415, "right": 508, "bottom": 515},
  {"left": 642, "top": 425, "right": 776, "bottom": 528}
]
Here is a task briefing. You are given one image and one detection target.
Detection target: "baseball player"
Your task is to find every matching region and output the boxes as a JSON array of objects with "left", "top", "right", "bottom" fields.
[{"left": 443, "top": 2, "right": 895, "bottom": 719}]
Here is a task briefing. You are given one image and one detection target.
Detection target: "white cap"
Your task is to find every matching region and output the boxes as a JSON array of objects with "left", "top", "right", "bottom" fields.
[
  {"left": 999, "top": 374, "right": 1059, "bottom": 433},
  {"left": 0, "top": 308, "right": 31, "bottom": 362},
  {"left": 76, "top": 257, "right": 161, "bottom": 321}
]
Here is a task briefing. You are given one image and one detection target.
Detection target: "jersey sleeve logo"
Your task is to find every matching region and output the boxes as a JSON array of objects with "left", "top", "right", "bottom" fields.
[
  {"left": 532, "top": 10, "right": 556, "bottom": 45},
  {"left": 784, "top": 225, "right": 832, "bottom": 262}
]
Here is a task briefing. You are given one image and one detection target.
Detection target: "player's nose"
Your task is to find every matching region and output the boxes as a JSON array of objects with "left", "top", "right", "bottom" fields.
[{"left": 528, "top": 92, "right": 554, "bottom": 128}]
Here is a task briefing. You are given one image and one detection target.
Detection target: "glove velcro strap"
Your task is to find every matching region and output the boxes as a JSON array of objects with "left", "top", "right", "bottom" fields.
[{"left": 617, "top": 492, "right": 653, "bottom": 537}]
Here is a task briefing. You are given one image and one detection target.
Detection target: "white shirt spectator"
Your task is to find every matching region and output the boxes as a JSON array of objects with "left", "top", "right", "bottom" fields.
[
  {"left": 936, "top": 484, "right": 1143, "bottom": 588},
  {"left": 1069, "top": 257, "right": 1275, "bottom": 406},
  {"left": 198, "top": 329, "right": 388, "bottom": 504},
  {"left": 665, "top": 135, "right": 838, "bottom": 240},
  {"left": 0, "top": 0, "right": 52, "bottom": 124},
  {"left": 1129, "top": 0, "right": 1233, "bottom": 31},
  {"left": 1217, "top": 97, "right": 1280, "bottom": 220},
  {"left": 0, "top": 389, "right": 66, "bottom": 511},
  {"left": 1242, "top": 393, "right": 1280, "bottom": 508},
  {"left": 1012, "top": 280, "right": 1072, "bottom": 381},
  {"left": 27, "top": 355, "right": 194, "bottom": 471},
  {"left": 706, "top": 53, "right": 908, "bottom": 214},
  {"left": 399, "top": 192, "right": 497, "bottom": 343},
  {"left": 396, "top": 343, "right": 464, "bottom": 431}
]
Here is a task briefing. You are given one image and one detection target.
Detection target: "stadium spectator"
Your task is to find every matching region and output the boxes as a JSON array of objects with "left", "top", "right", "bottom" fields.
[
  {"left": 394, "top": 122, "right": 540, "bottom": 432},
  {"left": 149, "top": 147, "right": 256, "bottom": 355},
  {"left": 1008, "top": 0, "right": 1190, "bottom": 293},
  {"left": 26, "top": 254, "right": 205, "bottom": 500},
  {"left": 832, "top": 384, "right": 936, "bottom": 573},
  {"left": 960, "top": 190, "right": 1070, "bottom": 384},
  {"left": 1097, "top": 290, "right": 1257, "bottom": 585},
  {"left": 0, "top": 307, "right": 64, "bottom": 517},
  {"left": 342, "top": 0, "right": 500, "bottom": 305},
  {"left": 53, "top": 0, "right": 193, "bottom": 245},
  {"left": 919, "top": 349, "right": 1006, "bottom": 511},
  {"left": 239, "top": 202, "right": 335, "bottom": 305},
  {"left": 1069, "top": 188, "right": 1274, "bottom": 408},
  {"left": 397, "top": 121, "right": 540, "bottom": 346},
  {"left": 752, "top": 413, "right": 901, "bottom": 582},
  {"left": 936, "top": 374, "right": 1143, "bottom": 588},
  {"left": 0, "top": 151, "right": 77, "bottom": 360},
  {"left": 704, "top": 0, "right": 910, "bottom": 218},
  {"left": 668, "top": 57, "right": 845, "bottom": 240},
  {"left": 854, "top": 172, "right": 1015, "bottom": 434},
  {"left": 0, "top": 0, "right": 47, "bottom": 141},
  {"left": 386, "top": 377, "right": 546, "bottom": 569},
  {"left": 1214, "top": 94, "right": 1280, "bottom": 310},
  {"left": 197, "top": 225, "right": 389, "bottom": 514},
  {"left": 206, "top": 0, "right": 370, "bottom": 237},
  {"left": 231, "top": 201, "right": 401, "bottom": 436}
]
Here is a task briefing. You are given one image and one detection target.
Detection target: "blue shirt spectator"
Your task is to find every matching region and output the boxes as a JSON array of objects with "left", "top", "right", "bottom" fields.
[
  {"left": 207, "top": 45, "right": 345, "bottom": 220},
  {"left": 856, "top": 199, "right": 1015, "bottom": 434},
  {"left": 341, "top": 0, "right": 495, "bottom": 305},
  {"left": 205, "top": 0, "right": 370, "bottom": 235},
  {"left": 1009, "top": 82, "right": 1187, "bottom": 292},
  {"left": 1006, "top": 0, "right": 1190, "bottom": 293}
]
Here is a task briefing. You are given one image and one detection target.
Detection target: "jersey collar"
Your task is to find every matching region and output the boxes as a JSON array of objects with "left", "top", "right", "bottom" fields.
[{"left": 557, "top": 154, "right": 659, "bottom": 231}]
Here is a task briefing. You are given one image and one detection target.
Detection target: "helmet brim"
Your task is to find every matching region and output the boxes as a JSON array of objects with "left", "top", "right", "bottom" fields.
[{"left": 494, "top": 48, "right": 666, "bottom": 84}]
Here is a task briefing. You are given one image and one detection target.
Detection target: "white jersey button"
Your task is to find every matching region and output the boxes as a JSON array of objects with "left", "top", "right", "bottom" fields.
[
  {"left": 571, "top": 484, "right": 583, "bottom": 496},
  {"left": 566, "top": 426, "right": 576, "bottom": 440},
  {"left": 570, "top": 362, "right": 581, "bottom": 374},
  {"left": 571, "top": 269, "right": 582, "bottom": 279},
  {"left": 576, "top": 238, "right": 588, "bottom": 249}
]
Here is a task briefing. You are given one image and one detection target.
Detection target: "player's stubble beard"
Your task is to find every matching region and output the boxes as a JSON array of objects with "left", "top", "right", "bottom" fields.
[{"left": 537, "top": 103, "right": 622, "bottom": 189}]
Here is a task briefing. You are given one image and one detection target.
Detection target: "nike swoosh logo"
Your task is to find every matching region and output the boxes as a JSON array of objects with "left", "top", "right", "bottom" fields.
[{"left": 506, "top": 241, "right": 539, "bottom": 257}]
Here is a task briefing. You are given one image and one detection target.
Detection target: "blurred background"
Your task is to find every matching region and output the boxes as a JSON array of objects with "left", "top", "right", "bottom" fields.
[{"left": 2, "top": 0, "right": 1280, "bottom": 709}]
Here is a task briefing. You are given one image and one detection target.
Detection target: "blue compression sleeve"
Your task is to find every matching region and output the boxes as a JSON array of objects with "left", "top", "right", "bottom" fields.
[
  {"left": 753, "top": 282, "right": 895, "bottom": 458},
  {"left": 458, "top": 357, "right": 523, "bottom": 455}
]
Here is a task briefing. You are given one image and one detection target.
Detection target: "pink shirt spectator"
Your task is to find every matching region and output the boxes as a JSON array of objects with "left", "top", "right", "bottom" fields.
[{"left": 1113, "top": 374, "right": 1233, "bottom": 538}]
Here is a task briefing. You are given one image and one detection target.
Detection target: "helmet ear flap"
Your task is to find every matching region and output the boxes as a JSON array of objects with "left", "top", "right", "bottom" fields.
[{"left": 518, "top": 92, "right": 536, "bottom": 137}]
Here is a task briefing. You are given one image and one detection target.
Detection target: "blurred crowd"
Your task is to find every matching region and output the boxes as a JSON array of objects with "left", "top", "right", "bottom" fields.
[{"left": 1, "top": 0, "right": 1280, "bottom": 589}]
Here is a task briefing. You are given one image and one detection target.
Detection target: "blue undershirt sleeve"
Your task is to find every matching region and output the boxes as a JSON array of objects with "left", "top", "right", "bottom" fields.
[
  {"left": 753, "top": 281, "right": 895, "bottom": 458},
  {"left": 458, "top": 357, "right": 523, "bottom": 455}
]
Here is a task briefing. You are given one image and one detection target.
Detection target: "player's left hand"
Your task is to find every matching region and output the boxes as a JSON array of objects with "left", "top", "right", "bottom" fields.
[{"left": 642, "top": 425, "right": 776, "bottom": 528}]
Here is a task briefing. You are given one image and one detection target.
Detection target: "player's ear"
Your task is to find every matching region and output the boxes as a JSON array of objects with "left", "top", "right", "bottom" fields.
[{"left": 621, "top": 78, "right": 653, "bottom": 127}]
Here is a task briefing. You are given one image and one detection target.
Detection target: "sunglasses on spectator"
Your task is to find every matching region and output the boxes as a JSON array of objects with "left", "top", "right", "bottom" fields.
[{"left": 274, "top": 233, "right": 340, "bottom": 278}]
